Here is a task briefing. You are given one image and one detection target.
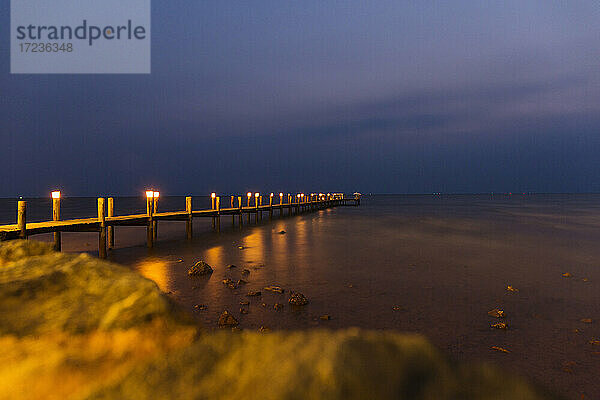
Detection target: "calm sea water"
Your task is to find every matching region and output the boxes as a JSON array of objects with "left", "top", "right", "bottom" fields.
[{"left": 3, "top": 194, "right": 600, "bottom": 398}]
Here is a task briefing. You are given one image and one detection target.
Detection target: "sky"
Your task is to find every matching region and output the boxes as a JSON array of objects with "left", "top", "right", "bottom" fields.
[{"left": 1, "top": 1, "right": 600, "bottom": 196}]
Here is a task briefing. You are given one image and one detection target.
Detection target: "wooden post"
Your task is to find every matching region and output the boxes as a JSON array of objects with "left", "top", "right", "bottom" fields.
[
  {"left": 186, "top": 196, "right": 193, "bottom": 239},
  {"left": 153, "top": 196, "right": 158, "bottom": 240},
  {"left": 107, "top": 197, "right": 114, "bottom": 250},
  {"left": 238, "top": 196, "right": 243, "bottom": 226},
  {"left": 231, "top": 196, "right": 235, "bottom": 225},
  {"left": 17, "top": 201, "right": 26, "bottom": 239},
  {"left": 146, "top": 196, "right": 153, "bottom": 248},
  {"left": 269, "top": 195, "right": 273, "bottom": 218},
  {"left": 98, "top": 198, "right": 107, "bottom": 259},
  {"left": 216, "top": 196, "right": 221, "bottom": 232},
  {"left": 52, "top": 197, "right": 61, "bottom": 251}
]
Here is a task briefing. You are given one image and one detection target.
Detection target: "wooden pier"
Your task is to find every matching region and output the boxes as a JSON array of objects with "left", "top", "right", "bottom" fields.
[{"left": 0, "top": 192, "right": 360, "bottom": 258}]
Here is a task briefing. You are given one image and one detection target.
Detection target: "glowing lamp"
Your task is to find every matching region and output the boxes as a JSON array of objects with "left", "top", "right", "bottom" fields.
[
  {"left": 51, "top": 191, "right": 61, "bottom": 199},
  {"left": 146, "top": 191, "right": 154, "bottom": 198},
  {"left": 211, "top": 192, "right": 216, "bottom": 199},
  {"left": 279, "top": 193, "right": 283, "bottom": 197},
  {"left": 255, "top": 192, "right": 259, "bottom": 198},
  {"left": 153, "top": 191, "right": 160, "bottom": 199},
  {"left": 247, "top": 192, "right": 252, "bottom": 197},
  {"left": 270, "top": 193, "right": 274, "bottom": 197}
]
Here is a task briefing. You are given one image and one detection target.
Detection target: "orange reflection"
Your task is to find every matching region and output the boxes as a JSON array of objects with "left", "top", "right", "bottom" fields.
[
  {"left": 136, "top": 259, "right": 170, "bottom": 292},
  {"left": 204, "top": 244, "right": 225, "bottom": 268},
  {"left": 241, "top": 228, "right": 265, "bottom": 263}
]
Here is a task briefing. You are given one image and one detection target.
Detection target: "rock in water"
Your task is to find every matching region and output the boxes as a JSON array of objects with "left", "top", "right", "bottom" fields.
[
  {"left": 264, "top": 285, "right": 285, "bottom": 294},
  {"left": 218, "top": 311, "right": 238, "bottom": 327},
  {"left": 187, "top": 261, "right": 213, "bottom": 276},
  {"left": 488, "top": 308, "right": 506, "bottom": 318},
  {"left": 288, "top": 292, "right": 309, "bottom": 306}
]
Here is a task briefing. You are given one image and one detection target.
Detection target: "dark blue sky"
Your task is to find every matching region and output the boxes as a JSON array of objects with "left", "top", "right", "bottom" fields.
[{"left": 2, "top": 1, "right": 600, "bottom": 196}]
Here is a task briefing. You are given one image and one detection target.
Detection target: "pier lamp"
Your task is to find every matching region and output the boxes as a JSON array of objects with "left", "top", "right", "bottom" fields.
[
  {"left": 153, "top": 191, "right": 160, "bottom": 199},
  {"left": 279, "top": 192, "right": 283, "bottom": 204},
  {"left": 247, "top": 192, "right": 252, "bottom": 207},
  {"left": 211, "top": 192, "right": 216, "bottom": 209},
  {"left": 51, "top": 191, "right": 61, "bottom": 199},
  {"left": 146, "top": 190, "right": 154, "bottom": 199},
  {"left": 270, "top": 193, "right": 274, "bottom": 198},
  {"left": 301, "top": 193, "right": 305, "bottom": 203},
  {"left": 255, "top": 192, "right": 260, "bottom": 207}
]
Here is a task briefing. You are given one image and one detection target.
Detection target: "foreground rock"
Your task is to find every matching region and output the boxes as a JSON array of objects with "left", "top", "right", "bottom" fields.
[
  {"left": 188, "top": 261, "right": 213, "bottom": 276},
  {"left": 0, "top": 240, "right": 561, "bottom": 400}
]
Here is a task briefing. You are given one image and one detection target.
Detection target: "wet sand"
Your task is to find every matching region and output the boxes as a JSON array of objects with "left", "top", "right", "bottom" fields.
[{"left": 30, "top": 195, "right": 600, "bottom": 399}]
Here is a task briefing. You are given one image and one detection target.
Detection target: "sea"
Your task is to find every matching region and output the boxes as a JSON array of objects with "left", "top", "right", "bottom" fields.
[{"left": 2, "top": 194, "right": 599, "bottom": 398}]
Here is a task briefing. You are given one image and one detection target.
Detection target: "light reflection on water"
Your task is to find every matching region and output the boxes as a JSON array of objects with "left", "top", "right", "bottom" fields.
[{"left": 136, "top": 259, "right": 171, "bottom": 292}]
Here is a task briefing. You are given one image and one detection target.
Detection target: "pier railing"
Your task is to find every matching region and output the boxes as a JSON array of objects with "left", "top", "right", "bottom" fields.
[{"left": 0, "top": 192, "right": 360, "bottom": 258}]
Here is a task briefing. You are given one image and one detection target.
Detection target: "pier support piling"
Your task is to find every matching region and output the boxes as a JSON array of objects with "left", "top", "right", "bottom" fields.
[
  {"left": 52, "top": 197, "right": 61, "bottom": 251},
  {"left": 98, "top": 198, "right": 107, "bottom": 259},
  {"left": 186, "top": 196, "right": 193, "bottom": 239},
  {"left": 107, "top": 197, "right": 114, "bottom": 250},
  {"left": 17, "top": 201, "right": 26, "bottom": 239},
  {"left": 146, "top": 196, "right": 154, "bottom": 249}
]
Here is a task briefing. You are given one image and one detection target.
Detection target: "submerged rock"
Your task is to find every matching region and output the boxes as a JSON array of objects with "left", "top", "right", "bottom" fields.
[
  {"left": 488, "top": 309, "right": 506, "bottom": 318},
  {"left": 288, "top": 292, "right": 309, "bottom": 306},
  {"left": 222, "top": 278, "right": 238, "bottom": 289},
  {"left": 218, "top": 311, "right": 238, "bottom": 328},
  {"left": 264, "top": 285, "right": 285, "bottom": 294},
  {"left": 278, "top": 230, "right": 287, "bottom": 234},
  {"left": 187, "top": 261, "right": 213, "bottom": 276}
]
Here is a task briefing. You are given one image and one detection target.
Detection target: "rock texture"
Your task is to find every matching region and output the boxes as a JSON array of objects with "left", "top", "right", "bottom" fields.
[
  {"left": 0, "top": 240, "right": 560, "bottom": 400},
  {"left": 187, "top": 261, "right": 213, "bottom": 276}
]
